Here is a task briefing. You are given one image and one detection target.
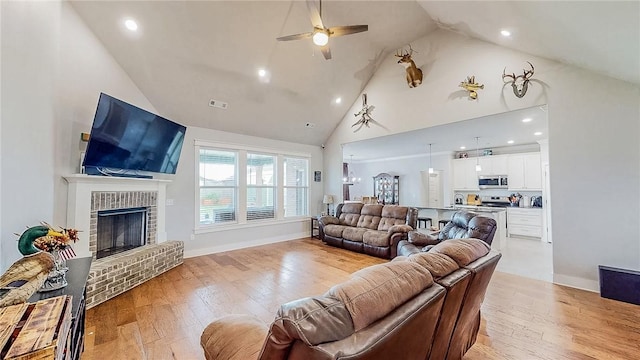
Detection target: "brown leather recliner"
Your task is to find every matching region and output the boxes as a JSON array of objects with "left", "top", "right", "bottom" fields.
[
  {"left": 200, "top": 239, "right": 501, "bottom": 360},
  {"left": 394, "top": 239, "right": 502, "bottom": 360},
  {"left": 397, "top": 210, "right": 497, "bottom": 257},
  {"left": 319, "top": 203, "right": 418, "bottom": 259}
]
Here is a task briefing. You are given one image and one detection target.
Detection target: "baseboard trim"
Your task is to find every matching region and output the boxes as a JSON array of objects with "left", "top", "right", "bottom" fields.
[
  {"left": 553, "top": 273, "right": 599, "bottom": 293},
  {"left": 184, "top": 232, "right": 308, "bottom": 258}
]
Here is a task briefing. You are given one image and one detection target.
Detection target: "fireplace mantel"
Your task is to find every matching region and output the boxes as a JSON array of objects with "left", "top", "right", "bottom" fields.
[{"left": 64, "top": 174, "right": 170, "bottom": 258}]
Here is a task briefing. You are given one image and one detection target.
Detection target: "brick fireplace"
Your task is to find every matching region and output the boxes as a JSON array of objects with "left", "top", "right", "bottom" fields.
[{"left": 64, "top": 175, "right": 183, "bottom": 308}]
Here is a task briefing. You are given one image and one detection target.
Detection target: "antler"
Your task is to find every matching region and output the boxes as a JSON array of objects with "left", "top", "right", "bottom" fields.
[
  {"left": 523, "top": 61, "right": 534, "bottom": 79},
  {"left": 407, "top": 44, "right": 415, "bottom": 56},
  {"left": 502, "top": 67, "right": 516, "bottom": 83}
]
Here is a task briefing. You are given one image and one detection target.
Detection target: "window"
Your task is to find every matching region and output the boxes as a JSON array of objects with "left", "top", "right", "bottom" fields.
[
  {"left": 283, "top": 157, "right": 308, "bottom": 217},
  {"left": 198, "top": 149, "right": 237, "bottom": 226},
  {"left": 247, "top": 153, "right": 275, "bottom": 221},
  {"left": 196, "top": 142, "right": 310, "bottom": 230}
]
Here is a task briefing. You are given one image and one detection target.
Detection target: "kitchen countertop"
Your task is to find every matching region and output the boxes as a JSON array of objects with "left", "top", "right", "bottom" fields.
[{"left": 415, "top": 205, "right": 506, "bottom": 213}]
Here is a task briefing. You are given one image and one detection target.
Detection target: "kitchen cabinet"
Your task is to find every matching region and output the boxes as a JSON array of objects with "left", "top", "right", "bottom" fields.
[
  {"left": 452, "top": 158, "right": 479, "bottom": 190},
  {"left": 507, "top": 207, "right": 542, "bottom": 238},
  {"left": 477, "top": 155, "right": 508, "bottom": 176},
  {"left": 507, "top": 153, "right": 542, "bottom": 190}
]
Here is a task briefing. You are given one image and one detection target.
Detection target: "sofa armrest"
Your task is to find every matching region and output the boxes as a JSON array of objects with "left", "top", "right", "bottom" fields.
[
  {"left": 319, "top": 216, "right": 340, "bottom": 227},
  {"left": 201, "top": 315, "right": 268, "bottom": 360},
  {"left": 408, "top": 231, "right": 440, "bottom": 246},
  {"left": 388, "top": 224, "right": 413, "bottom": 234}
]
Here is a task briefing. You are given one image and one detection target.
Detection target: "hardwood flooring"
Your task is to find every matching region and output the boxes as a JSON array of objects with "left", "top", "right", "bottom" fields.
[{"left": 83, "top": 238, "right": 640, "bottom": 360}]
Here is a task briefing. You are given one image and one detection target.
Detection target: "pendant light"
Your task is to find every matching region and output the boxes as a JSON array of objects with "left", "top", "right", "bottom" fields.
[
  {"left": 475, "top": 137, "right": 482, "bottom": 172},
  {"left": 428, "top": 143, "right": 434, "bottom": 174},
  {"left": 343, "top": 155, "right": 361, "bottom": 184}
]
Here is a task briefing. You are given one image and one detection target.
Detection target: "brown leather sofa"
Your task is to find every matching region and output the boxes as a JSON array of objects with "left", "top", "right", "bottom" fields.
[
  {"left": 200, "top": 239, "right": 501, "bottom": 360},
  {"left": 318, "top": 202, "right": 418, "bottom": 259},
  {"left": 398, "top": 210, "right": 497, "bottom": 257}
]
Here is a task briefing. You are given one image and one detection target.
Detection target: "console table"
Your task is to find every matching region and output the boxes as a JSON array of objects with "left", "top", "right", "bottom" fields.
[{"left": 29, "top": 256, "right": 92, "bottom": 360}]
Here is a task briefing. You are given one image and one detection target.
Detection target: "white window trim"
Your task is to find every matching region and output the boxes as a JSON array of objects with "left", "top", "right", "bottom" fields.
[{"left": 195, "top": 139, "right": 310, "bottom": 233}]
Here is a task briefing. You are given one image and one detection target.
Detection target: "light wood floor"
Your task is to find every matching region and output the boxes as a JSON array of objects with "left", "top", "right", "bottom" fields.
[{"left": 83, "top": 238, "right": 640, "bottom": 360}]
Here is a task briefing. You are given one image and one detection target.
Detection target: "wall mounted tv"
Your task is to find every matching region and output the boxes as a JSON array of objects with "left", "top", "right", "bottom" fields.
[{"left": 82, "top": 93, "right": 186, "bottom": 176}]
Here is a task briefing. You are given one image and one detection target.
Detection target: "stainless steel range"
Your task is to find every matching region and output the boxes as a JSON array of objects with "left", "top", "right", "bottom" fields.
[{"left": 480, "top": 196, "right": 511, "bottom": 207}]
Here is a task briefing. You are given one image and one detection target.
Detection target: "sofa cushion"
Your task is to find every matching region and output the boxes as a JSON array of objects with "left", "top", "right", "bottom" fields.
[
  {"left": 356, "top": 204, "right": 383, "bottom": 230},
  {"left": 327, "top": 261, "right": 434, "bottom": 331},
  {"left": 377, "top": 206, "right": 409, "bottom": 231},
  {"left": 406, "top": 252, "right": 460, "bottom": 279},
  {"left": 338, "top": 203, "right": 364, "bottom": 227},
  {"left": 324, "top": 224, "right": 349, "bottom": 238},
  {"left": 430, "top": 239, "right": 491, "bottom": 267},
  {"left": 362, "top": 230, "right": 391, "bottom": 247},
  {"left": 342, "top": 227, "right": 368, "bottom": 243}
]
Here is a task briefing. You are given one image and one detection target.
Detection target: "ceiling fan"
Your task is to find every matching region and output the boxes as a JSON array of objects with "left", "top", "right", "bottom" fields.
[{"left": 276, "top": 0, "right": 368, "bottom": 60}]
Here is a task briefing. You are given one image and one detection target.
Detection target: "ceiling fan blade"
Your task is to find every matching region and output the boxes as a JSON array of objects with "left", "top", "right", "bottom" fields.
[
  {"left": 320, "top": 45, "right": 332, "bottom": 60},
  {"left": 329, "top": 25, "right": 369, "bottom": 37},
  {"left": 306, "top": 0, "right": 325, "bottom": 29},
  {"left": 277, "top": 32, "right": 313, "bottom": 41}
]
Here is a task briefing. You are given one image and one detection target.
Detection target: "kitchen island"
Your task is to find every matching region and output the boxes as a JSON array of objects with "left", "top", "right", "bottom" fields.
[{"left": 415, "top": 205, "right": 507, "bottom": 251}]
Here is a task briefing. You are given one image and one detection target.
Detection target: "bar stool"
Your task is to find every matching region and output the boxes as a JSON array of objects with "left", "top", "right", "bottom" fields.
[
  {"left": 438, "top": 219, "right": 449, "bottom": 229},
  {"left": 417, "top": 217, "right": 432, "bottom": 228}
]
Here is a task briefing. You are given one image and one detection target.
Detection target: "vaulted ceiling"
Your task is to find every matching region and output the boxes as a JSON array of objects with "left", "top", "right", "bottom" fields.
[{"left": 70, "top": 1, "right": 639, "bottom": 146}]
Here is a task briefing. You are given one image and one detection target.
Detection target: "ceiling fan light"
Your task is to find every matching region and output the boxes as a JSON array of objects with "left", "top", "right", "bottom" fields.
[{"left": 312, "top": 31, "right": 329, "bottom": 46}]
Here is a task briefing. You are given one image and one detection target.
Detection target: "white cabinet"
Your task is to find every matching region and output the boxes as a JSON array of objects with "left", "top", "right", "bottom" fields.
[
  {"left": 477, "top": 155, "right": 508, "bottom": 175},
  {"left": 452, "top": 158, "right": 479, "bottom": 190},
  {"left": 507, "top": 153, "right": 542, "bottom": 190},
  {"left": 507, "top": 208, "right": 542, "bottom": 238},
  {"left": 491, "top": 156, "right": 508, "bottom": 175}
]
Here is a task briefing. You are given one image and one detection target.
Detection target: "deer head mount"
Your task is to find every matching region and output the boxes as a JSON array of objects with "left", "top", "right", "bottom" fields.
[
  {"left": 395, "top": 45, "right": 423, "bottom": 88},
  {"left": 503, "top": 61, "right": 535, "bottom": 98},
  {"left": 352, "top": 93, "right": 375, "bottom": 132},
  {"left": 459, "top": 76, "right": 484, "bottom": 100}
]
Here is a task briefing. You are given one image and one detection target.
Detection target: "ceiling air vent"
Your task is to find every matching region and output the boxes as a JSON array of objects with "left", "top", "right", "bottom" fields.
[{"left": 209, "top": 99, "right": 228, "bottom": 109}]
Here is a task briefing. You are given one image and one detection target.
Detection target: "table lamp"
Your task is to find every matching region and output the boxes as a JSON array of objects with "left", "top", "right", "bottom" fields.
[{"left": 323, "top": 195, "right": 334, "bottom": 216}]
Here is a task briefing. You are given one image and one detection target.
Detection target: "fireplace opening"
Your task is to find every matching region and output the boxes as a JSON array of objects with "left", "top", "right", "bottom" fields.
[{"left": 96, "top": 207, "right": 147, "bottom": 259}]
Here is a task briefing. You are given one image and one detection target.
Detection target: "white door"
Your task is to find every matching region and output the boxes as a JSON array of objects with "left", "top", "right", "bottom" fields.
[{"left": 428, "top": 171, "right": 442, "bottom": 208}]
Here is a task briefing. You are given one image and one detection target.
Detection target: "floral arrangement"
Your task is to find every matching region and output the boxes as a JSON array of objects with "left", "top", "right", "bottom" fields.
[{"left": 34, "top": 227, "right": 80, "bottom": 252}]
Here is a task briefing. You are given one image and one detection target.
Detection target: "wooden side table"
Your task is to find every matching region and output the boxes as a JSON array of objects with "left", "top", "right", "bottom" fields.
[
  {"left": 29, "top": 256, "right": 92, "bottom": 360},
  {"left": 311, "top": 216, "right": 320, "bottom": 239}
]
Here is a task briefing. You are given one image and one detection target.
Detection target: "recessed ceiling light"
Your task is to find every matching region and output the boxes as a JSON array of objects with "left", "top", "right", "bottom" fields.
[
  {"left": 257, "top": 69, "right": 267, "bottom": 77},
  {"left": 500, "top": 29, "right": 511, "bottom": 37},
  {"left": 335, "top": 97, "right": 342, "bottom": 104},
  {"left": 522, "top": 118, "right": 532, "bottom": 123},
  {"left": 460, "top": 146, "right": 466, "bottom": 150},
  {"left": 507, "top": 140, "right": 514, "bottom": 144},
  {"left": 534, "top": 131, "right": 543, "bottom": 136},
  {"left": 124, "top": 19, "right": 138, "bottom": 32}
]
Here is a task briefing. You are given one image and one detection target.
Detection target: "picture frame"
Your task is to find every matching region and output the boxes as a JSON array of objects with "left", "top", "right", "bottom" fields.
[{"left": 314, "top": 171, "right": 321, "bottom": 182}]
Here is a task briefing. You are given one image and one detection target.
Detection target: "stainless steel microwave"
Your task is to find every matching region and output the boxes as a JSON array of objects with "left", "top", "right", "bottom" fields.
[{"left": 478, "top": 175, "right": 508, "bottom": 189}]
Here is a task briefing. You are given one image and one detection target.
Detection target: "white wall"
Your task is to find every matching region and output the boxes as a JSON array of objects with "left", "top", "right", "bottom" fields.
[
  {"left": 324, "top": 29, "right": 640, "bottom": 291},
  {"left": 0, "top": 1, "right": 155, "bottom": 270},
  {"left": 1, "top": 1, "right": 59, "bottom": 270},
  {"left": 166, "top": 125, "right": 323, "bottom": 258}
]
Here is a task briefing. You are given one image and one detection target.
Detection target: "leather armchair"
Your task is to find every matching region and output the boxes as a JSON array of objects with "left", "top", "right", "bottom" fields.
[{"left": 398, "top": 210, "right": 497, "bottom": 257}]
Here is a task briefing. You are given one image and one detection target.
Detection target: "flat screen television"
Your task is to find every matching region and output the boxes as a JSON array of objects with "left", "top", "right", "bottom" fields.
[{"left": 83, "top": 93, "right": 186, "bottom": 176}]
